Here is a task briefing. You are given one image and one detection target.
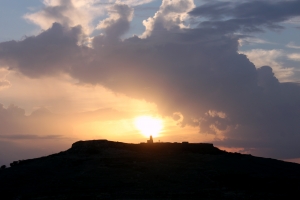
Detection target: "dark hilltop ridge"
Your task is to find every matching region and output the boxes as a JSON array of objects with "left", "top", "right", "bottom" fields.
[{"left": 1, "top": 139, "right": 300, "bottom": 199}]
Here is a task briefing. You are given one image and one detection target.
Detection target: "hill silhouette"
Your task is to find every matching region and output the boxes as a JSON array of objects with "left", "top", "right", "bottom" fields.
[{"left": 1, "top": 140, "right": 300, "bottom": 199}]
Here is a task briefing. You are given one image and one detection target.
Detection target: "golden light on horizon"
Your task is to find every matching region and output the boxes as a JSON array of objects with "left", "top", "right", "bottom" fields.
[{"left": 134, "top": 116, "right": 163, "bottom": 138}]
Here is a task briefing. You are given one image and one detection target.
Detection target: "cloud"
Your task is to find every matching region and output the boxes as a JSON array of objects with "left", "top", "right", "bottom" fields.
[
  {"left": 0, "top": 80, "right": 10, "bottom": 89},
  {"left": 189, "top": 0, "right": 300, "bottom": 33},
  {"left": 0, "top": 102, "right": 139, "bottom": 139},
  {"left": 0, "top": 23, "right": 83, "bottom": 78},
  {"left": 142, "top": 0, "right": 195, "bottom": 38},
  {"left": 24, "top": 0, "right": 155, "bottom": 35},
  {"left": 0, "top": 68, "right": 11, "bottom": 90},
  {"left": 96, "top": 3, "right": 134, "bottom": 41},
  {"left": 0, "top": 104, "right": 70, "bottom": 137},
  {"left": 238, "top": 37, "right": 274, "bottom": 46},
  {"left": 240, "top": 49, "right": 295, "bottom": 81},
  {"left": 288, "top": 53, "right": 300, "bottom": 61},
  {"left": 286, "top": 42, "right": 300, "bottom": 49},
  {"left": 0, "top": 134, "right": 62, "bottom": 140},
  {"left": 284, "top": 16, "right": 300, "bottom": 25},
  {"left": 1, "top": 0, "right": 300, "bottom": 159},
  {"left": 24, "top": 0, "right": 98, "bottom": 35},
  {"left": 115, "top": 0, "right": 154, "bottom": 6}
]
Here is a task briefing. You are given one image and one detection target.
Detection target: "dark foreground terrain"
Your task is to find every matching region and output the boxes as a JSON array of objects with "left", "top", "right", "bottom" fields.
[{"left": 1, "top": 140, "right": 300, "bottom": 199}]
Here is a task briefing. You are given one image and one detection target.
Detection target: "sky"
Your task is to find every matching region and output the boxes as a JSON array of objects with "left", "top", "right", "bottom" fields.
[{"left": 1, "top": 0, "right": 300, "bottom": 166}]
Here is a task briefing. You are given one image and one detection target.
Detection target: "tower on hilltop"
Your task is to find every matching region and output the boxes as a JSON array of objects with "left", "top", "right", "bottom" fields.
[{"left": 147, "top": 135, "right": 153, "bottom": 144}]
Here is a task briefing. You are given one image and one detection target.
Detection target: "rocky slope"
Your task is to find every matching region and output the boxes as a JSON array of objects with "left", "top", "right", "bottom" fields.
[{"left": 0, "top": 140, "right": 300, "bottom": 199}]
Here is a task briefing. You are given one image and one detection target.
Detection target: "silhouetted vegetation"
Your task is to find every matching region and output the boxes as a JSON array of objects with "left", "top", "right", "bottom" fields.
[{"left": 9, "top": 161, "right": 19, "bottom": 167}]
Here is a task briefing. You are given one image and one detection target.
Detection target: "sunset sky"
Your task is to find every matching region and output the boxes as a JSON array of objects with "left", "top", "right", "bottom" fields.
[{"left": 1, "top": 0, "right": 300, "bottom": 165}]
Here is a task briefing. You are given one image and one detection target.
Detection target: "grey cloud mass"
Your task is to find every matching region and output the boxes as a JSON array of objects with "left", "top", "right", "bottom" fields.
[
  {"left": 96, "top": 4, "right": 134, "bottom": 43},
  {"left": 190, "top": 0, "right": 300, "bottom": 33},
  {"left": 1, "top": 0, "right": 300, "bottom": 159},
  {"left": 0, "top": 23, "right": 83, "bottom": 78}
]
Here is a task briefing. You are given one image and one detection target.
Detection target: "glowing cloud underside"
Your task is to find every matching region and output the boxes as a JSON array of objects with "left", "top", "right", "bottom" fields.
[{"left": 134, "top": 116, "right": 163, "bottom": 138}]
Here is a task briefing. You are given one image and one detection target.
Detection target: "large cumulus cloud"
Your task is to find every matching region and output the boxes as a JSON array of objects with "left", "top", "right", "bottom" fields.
[
  {"left": 141, "top": 0, "right": 195, "bottom": 37},
  {"left": 24, "top": 0, "right": 155, "bottom": 35},
  {"left": 1, "top": 0, "right": 300, "bottom": 159}
]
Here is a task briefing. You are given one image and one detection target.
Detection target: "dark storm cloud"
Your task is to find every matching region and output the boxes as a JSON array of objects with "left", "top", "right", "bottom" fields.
[
  {"left": 190, "top": 0, "right": 300, "bottom": 33},
  {"left": 0, "top": 23, "right": 83, "bottom": 78},
  {"left": 1, "top": 0, "right": 300, "bottom": 159}
]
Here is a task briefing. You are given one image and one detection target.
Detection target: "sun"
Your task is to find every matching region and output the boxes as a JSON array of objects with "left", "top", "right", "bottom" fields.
[{"left": 134, "top": 116, "right": 163, "bottom": 138}]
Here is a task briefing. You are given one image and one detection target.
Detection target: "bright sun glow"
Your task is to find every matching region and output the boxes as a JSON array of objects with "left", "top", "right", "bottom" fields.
[{"left": 134, "top": 116, "right": 163, "bottom": 138}]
